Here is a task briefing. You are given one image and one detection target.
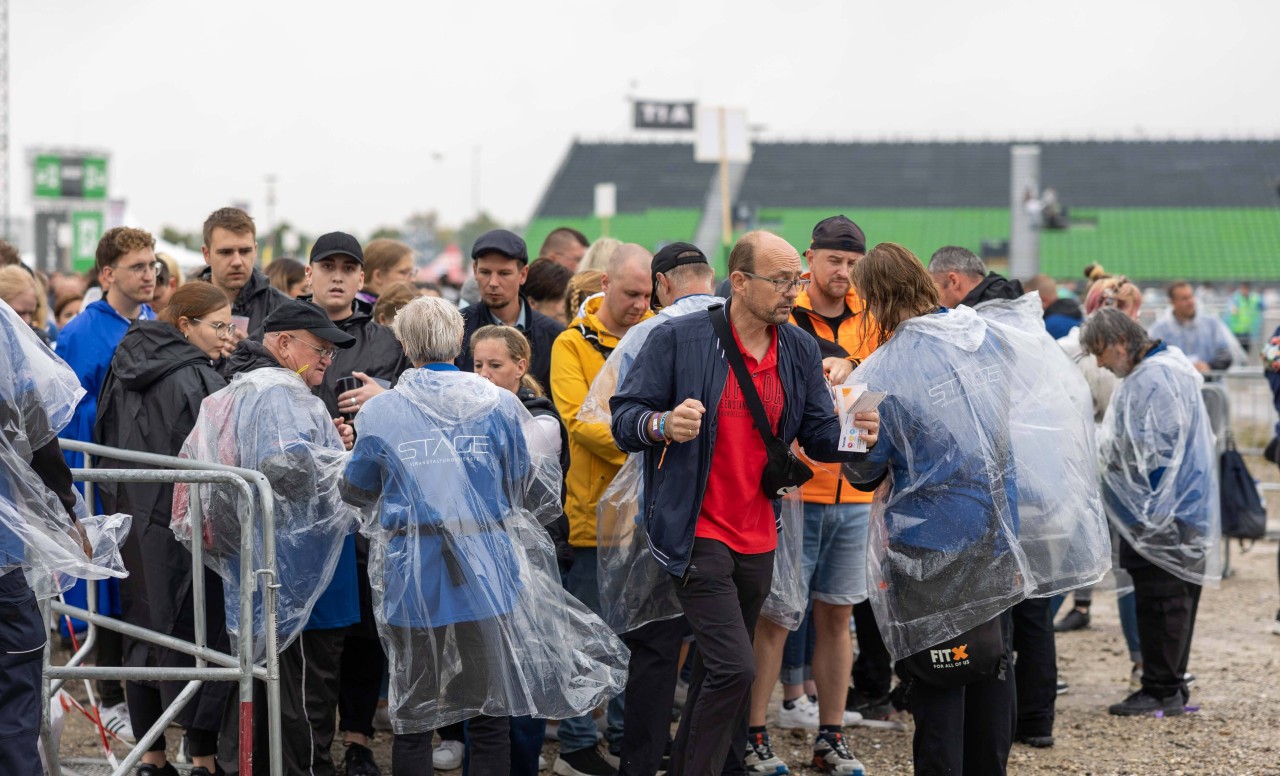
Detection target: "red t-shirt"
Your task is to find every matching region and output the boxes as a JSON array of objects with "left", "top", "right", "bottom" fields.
[{"left": 696, "top": 323, "right": 783, "bottom": 555}]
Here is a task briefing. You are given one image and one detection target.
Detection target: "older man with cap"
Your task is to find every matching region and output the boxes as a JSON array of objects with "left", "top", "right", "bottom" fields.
[
  {"left": 211, "top": 298, "right": 363, "bottom": 776},
  {"left": 456, "top": 229, "right": 566, "bottom": 390},
  {"left": 745, "top": 216, "right": 880, "bottom": 776}
]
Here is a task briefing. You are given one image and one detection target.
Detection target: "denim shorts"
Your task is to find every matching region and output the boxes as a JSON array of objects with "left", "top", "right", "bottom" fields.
[{"left": 801, "top": 502, "right": 871, "bottom": 605}]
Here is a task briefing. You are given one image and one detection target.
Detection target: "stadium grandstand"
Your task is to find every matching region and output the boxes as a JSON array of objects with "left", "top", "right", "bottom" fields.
[{"left": 525, "top": 139, "right": 1280, "bottom": 281}]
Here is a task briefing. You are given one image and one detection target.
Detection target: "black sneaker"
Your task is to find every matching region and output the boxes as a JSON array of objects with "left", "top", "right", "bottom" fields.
[
  {"left": 845, "top": 688, "right": 893, "bottom": 720},
  {"left": 344, "top": 742, "right": 381, "bottom": 776},
  {"left": 1015, "top": 734, "right": 1055, "bottom": 748},
  {"left": 189, "top": 763, "right": 227, "bottom": 776},
  {"left": 554, "top": 747, "right": 618, "bottom": 776},
  {"left": 1054, "top": 608, "right": 1091, "bottom": 632},
  {"left": 812, "top": 731, "right": 866, "bottom": 775},
  {"left": 137, "top": 764, "right": 180, "bottom": 776},
  {"left": 1108, "top": 689, "right": 1184, "bottom": 718}
]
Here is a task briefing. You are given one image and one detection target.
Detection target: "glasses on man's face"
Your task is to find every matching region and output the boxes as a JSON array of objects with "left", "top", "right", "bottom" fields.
[
  {"left": 190, "top": 317, "right": 237, "bottom": 340},
  {"left": 740, "top": 271, "right": 810, "bottom": 294},
  {"left": 114, "top": 260, "right": 162, "bottom": 277},
  {"left": 288, "top": 335, "right": 338, "bottom": 361}
]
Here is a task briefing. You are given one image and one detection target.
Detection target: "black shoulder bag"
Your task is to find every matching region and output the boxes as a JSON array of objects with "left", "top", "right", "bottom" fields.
[{"left": 708, "top": 303, "right": 813, "bottom": 498}]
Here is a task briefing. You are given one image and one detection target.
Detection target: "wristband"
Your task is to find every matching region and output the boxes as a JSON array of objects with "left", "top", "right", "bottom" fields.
[{"left": 659, "top": 411, "right": 671, "bottom": 441}]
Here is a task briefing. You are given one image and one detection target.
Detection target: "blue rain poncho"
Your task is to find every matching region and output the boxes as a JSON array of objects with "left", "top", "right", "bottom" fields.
[
  {"left": 1097, "top": 346, "right": 1221, "bottom": 586},
  {"left": 579, "top": 294, "right": 809, "bottom": 633},
  {"left": 845, "top": 304, "right": 1107, "bottom": 659},
  {"left": 341, "top": 366, "right": 628, "bottom": 733},
  {"left": 173, "top": 367, "right": 357, "bottom": 660},
  {"left": 0, "top": 300, "right": 130, "bottom": 598}
]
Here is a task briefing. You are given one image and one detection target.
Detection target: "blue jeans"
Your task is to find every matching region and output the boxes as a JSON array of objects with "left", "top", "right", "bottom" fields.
[
  {"left": 800, "top": 503, "right": 871, "bottom": 605},
  {"left": 559, "top": 547, "right": 624, "bottom": 753},
  {"left": 780, "top": 606, "right": 815, "bottom": 686}
]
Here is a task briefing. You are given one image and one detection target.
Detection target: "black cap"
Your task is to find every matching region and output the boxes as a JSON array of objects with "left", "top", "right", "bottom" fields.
[
  {"left": 310, "top": 232, "right": 364, "bottom": 265},
  {"left": 810, "top": 215, "right": 866, "bottom": 254},
  {"left": 262, "top": 300, "right": 357, "bottom": 348},
  {"left": 651, "top": 242, "right": 709, "bottom": 307},
  {"left": 652, "top": 241, "right": 708, "bottom": 276},
  {"left": 471, "top": 229, "right": 528, "bottom": 264}
]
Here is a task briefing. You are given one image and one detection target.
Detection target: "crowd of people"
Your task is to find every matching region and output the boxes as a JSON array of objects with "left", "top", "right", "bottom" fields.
[{"left": 0, "top": 206, "right": 1277, "bottom": 776}]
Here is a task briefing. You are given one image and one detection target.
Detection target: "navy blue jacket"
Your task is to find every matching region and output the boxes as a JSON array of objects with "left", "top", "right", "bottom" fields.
[{"left": 610, "top": 306, "right": 866, "bottom": 577}]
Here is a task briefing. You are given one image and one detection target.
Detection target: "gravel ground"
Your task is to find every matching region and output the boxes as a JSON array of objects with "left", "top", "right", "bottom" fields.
[{"left": 51, "top": 465, "right": 1280, "bottom": 776}]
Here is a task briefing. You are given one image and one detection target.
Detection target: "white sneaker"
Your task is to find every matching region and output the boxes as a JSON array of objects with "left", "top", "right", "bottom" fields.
[
  {"left": 842, "top": 708, "right": 864, "bottom": 726},
  {"left": 433, "top": 739, "right": 464, "bottom": 771},
  {"left": 776, "top": 694, "right": 820, "bottom": 730},
  {"left": 98, "top": 701, "right": 134, "bottom": 744}
]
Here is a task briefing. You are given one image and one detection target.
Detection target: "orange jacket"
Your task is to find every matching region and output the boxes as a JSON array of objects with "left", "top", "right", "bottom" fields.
[{"left": 790, "top": 280, "right": 880, "bottom": 505}]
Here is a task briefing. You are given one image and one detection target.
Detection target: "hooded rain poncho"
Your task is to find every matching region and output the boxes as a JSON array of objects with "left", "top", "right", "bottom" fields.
[
  {"left": 847, "top": 305, "right": 1104, "bottom": 659},
  {"left": 1, "top": 300, "right": 130, "bottom": 597},
  {"left": 1097, "top": 347, "right": 1221, "bottom": 585},
  {"left": 341, "top": 367, "right": 628, "bottom": 733},
  {"left": 172, "top": 367, "right": 357, "bottom": 660}
]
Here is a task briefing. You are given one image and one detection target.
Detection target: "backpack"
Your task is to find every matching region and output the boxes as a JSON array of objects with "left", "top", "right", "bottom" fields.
[{"left": 1219, "top": 433, "right": 1266, "bottom": 542}]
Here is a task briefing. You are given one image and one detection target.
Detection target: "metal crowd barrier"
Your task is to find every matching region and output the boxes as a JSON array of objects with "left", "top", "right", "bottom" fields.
[{"left": 44, "top": 439, "right": 285, "bottom": 776}]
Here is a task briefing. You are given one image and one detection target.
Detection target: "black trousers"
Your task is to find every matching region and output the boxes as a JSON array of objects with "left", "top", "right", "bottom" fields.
[
  {"left": 1130, "top": 564, "right": 1202, "bottom": 699},
  {"left": 852, "top": 600, "right": 893, "bottom": 698},
  {"left": 0, "top": 571, "right": 44, "bottom": 776},
  {"left": 1010, "top": 597, "right": 1056, "bottom": 739},
  {"left": 620, "top": 616, "right": 688, "bottom": 776},
  {"left": 339, "top": 553, "right": 386, "bottom": 739},
  {"left": 253, "top": 627, "right": 346, "bottom": 776},
  {"left": 392, "top": 715, "right": 510, "bottom": 776},
  {"left": 670, "top": 538, "right": 773, "bottom": 776},
  {"left": 906, "top": 665, "right": 1016, "bottom": 776}
]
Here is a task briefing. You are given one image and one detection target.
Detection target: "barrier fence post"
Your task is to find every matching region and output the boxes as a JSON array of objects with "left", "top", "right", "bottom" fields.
[{"left": 44, "top": 439, "right": 284, "bottom": 776}]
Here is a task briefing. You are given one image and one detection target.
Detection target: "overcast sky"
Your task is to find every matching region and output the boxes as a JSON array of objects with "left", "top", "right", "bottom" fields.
[{"left": 11, "top": 0, "right": 1279, "bottom": 238}]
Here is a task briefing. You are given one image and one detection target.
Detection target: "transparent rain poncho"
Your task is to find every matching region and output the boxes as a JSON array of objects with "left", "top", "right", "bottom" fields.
[
  {"left": 582, "top": 294, "right": 807, "bottom": 632},
  {"left": 847, "top": 305, "right": 1107, "bottom": 660},
  {"left": 341, "top": 367, "right": 628, "bottom": 733},
  {"left": 1097, "top": 347, "right": 1221, "bottom": 586},
  {"left": 1, "top": 300, "right": 131, "bottom": 597},
  {"left": 172, "top": 368, "right": 358, "bottom": 660},
  {"left": 972, "top": 294, "right": 1111, "bottom": 597}
]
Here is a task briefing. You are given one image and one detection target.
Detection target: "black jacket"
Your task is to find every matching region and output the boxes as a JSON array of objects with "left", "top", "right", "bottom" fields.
[
  {"left": 198, "top": 266, "right": 290, "bottom": 337},
  {"left": 303, "top": 298, "right": 412, "bottom": 419},
  {"left": 456, "top": 298, "right": 565, "bottom": 390},
  {"left": 959, "top": 272, "right": 1025, "bottom": 307},
  {"left": 95, "top": 321, "right": 228, "bottom": 529},
  {"left": 227, "top": 338, "right": 283, "bottom": 374},
  {"left": 94, "top": 321, "right": 228, "bottom": 647},
  {"left": 518, "top": 386, "right": 574, "bottom": 572}
]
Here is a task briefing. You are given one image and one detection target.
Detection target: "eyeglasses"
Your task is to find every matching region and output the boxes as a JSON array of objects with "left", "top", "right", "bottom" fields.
[
  {"left": 286, "top": 334, "right": 338, "bottom": 361},
  {"left": 113, "top": 260, "right": 162, "bottom": 277},
  {"left": 190, "top": 317, "right": 237, "bottom": 339},
  {"left": 740, "top": 271, "right": 810, "bottom": 294}
]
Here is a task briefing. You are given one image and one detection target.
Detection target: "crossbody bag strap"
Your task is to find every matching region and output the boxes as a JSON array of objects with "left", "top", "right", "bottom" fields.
[{"left": 709, "top": 302, "right": 780, "bottom": 447}]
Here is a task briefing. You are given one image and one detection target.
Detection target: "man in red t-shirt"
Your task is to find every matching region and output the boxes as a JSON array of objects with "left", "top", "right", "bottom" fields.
[{"left": 611, "top": 231, "right": 880, "bottom": 775}]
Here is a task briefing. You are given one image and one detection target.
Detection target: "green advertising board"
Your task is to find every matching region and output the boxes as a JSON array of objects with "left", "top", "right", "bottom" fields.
[
  {"left": 34, "top": 155, "right": 61, "bottom": 198},
  {"left": 34, "top": 154, "right": 109, "bottom": 200},
  {"left": 70, "top": 211, "right": 105, "bottom": 272}
]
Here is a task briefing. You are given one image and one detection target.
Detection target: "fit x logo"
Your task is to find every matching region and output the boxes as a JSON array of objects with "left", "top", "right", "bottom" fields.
[{"left": 929, "top": 644, "right": 970, "bottom": 665}]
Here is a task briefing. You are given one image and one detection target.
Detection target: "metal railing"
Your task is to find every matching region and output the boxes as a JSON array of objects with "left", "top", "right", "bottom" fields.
[{"left": 44, "top": 439, "right": 285, "bottom": 776}]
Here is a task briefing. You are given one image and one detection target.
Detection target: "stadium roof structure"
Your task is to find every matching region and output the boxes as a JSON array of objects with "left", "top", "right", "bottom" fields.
[{"left": 526, "top": 139, "right": 1280, "bottom": 281}]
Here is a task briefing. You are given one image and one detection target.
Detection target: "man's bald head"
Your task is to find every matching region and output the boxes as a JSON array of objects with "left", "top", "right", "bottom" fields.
[
  {"left": 607, "top": 243, "right": 652, "bottom": 276},
  {"left": 601, "top": 243, "right": 653, "bottom": 332}
]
